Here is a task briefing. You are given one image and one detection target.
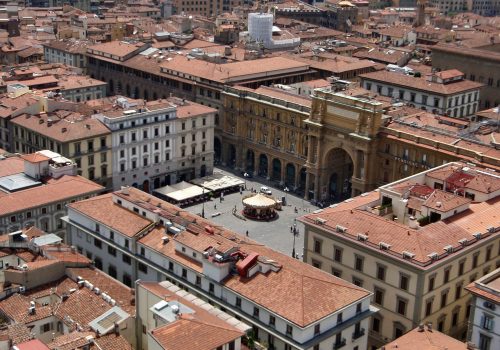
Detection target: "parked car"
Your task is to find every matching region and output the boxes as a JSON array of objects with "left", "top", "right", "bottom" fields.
[{"left": 260, "top": 186, "right": 272, "bottom": 195}]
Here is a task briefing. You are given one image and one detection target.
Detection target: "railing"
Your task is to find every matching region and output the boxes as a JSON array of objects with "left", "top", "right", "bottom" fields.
[
  {"left": 352, "top": 328, "right": 365, "bottom": 340},
  {"left": 333, "top": 338, "right": 346, "bottom": 349}
]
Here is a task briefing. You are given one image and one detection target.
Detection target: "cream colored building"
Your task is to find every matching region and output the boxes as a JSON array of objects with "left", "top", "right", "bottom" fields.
[
  {"left": 300, "top": 162, "right": 500, "bottom": 349},
  {"left": 11, "top": 111, "right": 112, "bottom": 189}
]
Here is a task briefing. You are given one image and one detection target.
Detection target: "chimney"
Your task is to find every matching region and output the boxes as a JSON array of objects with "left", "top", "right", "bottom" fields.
[
  {"left": 427, "top": 322, "right": 432, "bottom": 331},
  {"left": 418, "top": 323, "right": 424, "bottom": 332},
  {"left": 114, "top": 322, "right": 120, "bottom": 335}
]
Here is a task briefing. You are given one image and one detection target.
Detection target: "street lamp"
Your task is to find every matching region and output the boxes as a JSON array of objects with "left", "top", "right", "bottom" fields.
[
  {"left": 284, "top": 187, "right": 289, "bottom": 205},
  {"left": 201, "top": 187, "right": 205, "bottom": 218},
  {"left": 243, "top": 172, "right": 249, "bottom": 190}
]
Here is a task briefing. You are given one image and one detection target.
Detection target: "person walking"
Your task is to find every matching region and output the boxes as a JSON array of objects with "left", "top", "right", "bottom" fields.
[{"left": 246, "top": 230, "right": 249, "bottom": 237}]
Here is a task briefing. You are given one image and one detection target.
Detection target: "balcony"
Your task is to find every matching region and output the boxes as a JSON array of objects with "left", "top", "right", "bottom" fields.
[
  {"left": 352, "top": 328, "right": 365, "bottom": 340},
  {"left": 333, "top": 338, "right": 346, "bottom": 349}
]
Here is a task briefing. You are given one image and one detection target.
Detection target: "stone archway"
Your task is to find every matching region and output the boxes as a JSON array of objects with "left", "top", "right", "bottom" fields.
[
  {"left": 214, "top": 137, "right": 222, "bottom": 164},
  {"left": 258, "top": 154, "right": 268, "bottom": 177},
  {"left": 323, "top": 148, "right": 353, "bottom": 202},
  {"left": 246, "top": 150, "right": 255, "bottom": 173},
  {"left": 200, "top": 164, "right": 207, "bottom": 177},
  {"left": 271, "top": 158, "right": 281, "bottom": 181},
  {"left": 285, "top": 163, "right": 295, "bottom": 187},
  {"left": 142, "top": 179, "right": 150, "bottom": 193}
]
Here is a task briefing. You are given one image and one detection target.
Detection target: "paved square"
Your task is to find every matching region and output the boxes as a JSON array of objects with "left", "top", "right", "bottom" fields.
[{"left": 183, "top": 168, "right": 319, "bottom": 258}]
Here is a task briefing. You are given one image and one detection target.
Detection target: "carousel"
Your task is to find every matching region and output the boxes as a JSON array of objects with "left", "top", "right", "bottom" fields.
[{"left": 242, "top": 193, "right": 278, "bottom": 221}]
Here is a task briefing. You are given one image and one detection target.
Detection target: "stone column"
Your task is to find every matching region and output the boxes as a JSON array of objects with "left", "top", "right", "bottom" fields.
[
  {"left": 281, "top": 160, "right": 286, "bottom": 185},
  {"left": 294, "top": 164, "right": 300, "bottom": 190},
  {"left": 304, "top": 172, "right": 311, "bottom": 200},
  {"left": 267, "top": 156, "right": 272, "bottom": 180}
]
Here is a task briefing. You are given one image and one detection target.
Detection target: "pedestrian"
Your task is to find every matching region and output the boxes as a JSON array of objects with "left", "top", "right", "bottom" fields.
[
  {"left": 240, "top": 187, "right": 242, "bottom": 195},
  {"left": 214, "top": 203, "right": 217, "bottom": 210},
  {"left": 246, "top": 230, "right": 249, "bottom": 237},
  {"left": 290, "top": 226, "right": 293, "bottom": 233}
]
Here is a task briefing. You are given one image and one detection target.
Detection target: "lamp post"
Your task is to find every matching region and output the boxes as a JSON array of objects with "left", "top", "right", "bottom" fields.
[
  {"left": 243, "top": 172, "right": 249, "bottom": 190},
  {"left": 201, "top": 187, "right": 205, "bottom": 218},
  {"left": 284, "top": 187, "right": 289, "bottom": 205}
]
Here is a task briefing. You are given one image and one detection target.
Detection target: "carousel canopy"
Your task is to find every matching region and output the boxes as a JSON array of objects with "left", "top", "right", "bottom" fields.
[{"left": 242, "top": 193, "right": 277, "bottom": 209}]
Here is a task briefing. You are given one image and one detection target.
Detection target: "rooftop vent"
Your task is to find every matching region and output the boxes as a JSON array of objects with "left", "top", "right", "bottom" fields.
[
  {"left": 357, "top": 233, "right": 368, "bottom": 242},
  {"left": 162, "top": 236, "right": 169, "bottom": 244},
  {"left": 487, "top": 226, "right": 497, "bottom": 233},
  {"left": 458, "top": 238, "right": 468, "bottom": 246},
  {"left": 443, "top": 245, "right": 453, "bottom": 253},
  {"left": 171, "top": 304, "right": 179, "bottom": 314},
  {"left": 379, "top": 242, "right": 391, "bottom": 250},
  {"left": 402, "top": 251, "right": 415, "bottom": 259},
  {"left": 473, "top": 232, "right": 482, "bottom": 240},
  {"left": 428, "top": 252, "right": 439, "bottom": 260},
  {"left": 335, "top": 225, "right": 347, "bottom": 233}
]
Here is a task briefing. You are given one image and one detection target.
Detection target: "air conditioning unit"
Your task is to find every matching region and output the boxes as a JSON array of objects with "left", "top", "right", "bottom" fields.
[
  {"left": 315, "top": 217, "right": 327, "bottom": 225},
  {"left": 379, "top": 242, "right": 391, "bottom": 250},
  {"left": 402, "top": 251, "right": 415, "bottom": 259},
  {"left": 336, "top": 225, "right": 347, "bottom": 233},
  {"left": 428, "top": 252, "right": 439, "bottom": 260},
  {"left": 357, "top": 233, "right": 368, "bottom": 242},
  {"left": 443, "top": 245, "right": 453, "bottom": 253}
]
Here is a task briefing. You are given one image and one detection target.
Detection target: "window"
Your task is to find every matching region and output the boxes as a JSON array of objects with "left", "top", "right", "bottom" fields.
[
  {"left": 452, "top": 310, "right": 458, "bottom": 327},
  {"left": 429, "top": 275, "right": 435, "bottom": 291},
  {"left": 108, "top": 246, "right": 116, "bottom": 256},
  {"left": 94, "top": 238, "right": 102, "bottom": 249},
  {"left": 425, "top": 299, "right": 433, "bottom": 316},
  {"left": 441, "top": 291, "right": 448, "bottom": 308},
  {"left": 473, "top": 253, "right": 479, "bottom": 268},
  {"left": 337, "top": 312, "right": 343, "bottom": 324},
  {"left": 209, "top": 283, "right": 214, "bottom": 293},
  {"left": 314, "top": 324, "right": 320, "bottom": 335},
  {"left": 374, "top": 288, "right": 384, "bottom": 305},
  {"left": 459, "top": 260, "right": 465, "bottom": 275},
  {"left": 40, "top": 323, "right": 51, "bottom": 333},
  {"left": 182, "top": 122, "right": 185, "bottom": 130},
  {"left": 269, "top": 315, "right": 275, "bottom": 327},
  {"left": 87, "top": 140, "right": 94, "bottom": 152},
  {"left": 253, "top": 307, "right": 259, "bottom": 318},
  {"left": 236, "top": 297, "right": 241, "bottom": 308},
  {"left": 195, "top": 276, "right": 201, "bottom": 285},
  {"left": 122, "top": 254, "right": 131, "bottom": 265},
  {"left": 479, "top": 333, "right": 491, "bottom": 350},
  {"left": 377, "top": 265, "right": 386, "bottom": 281},
  {"left": 355, "top": 255, "right": 364, "bottom": 271},
  {"left": 168, "top": 261, "right": 174, "bottom": 271},
  {"left": 353, "top": 277, "right": 363, "bottom": 287},
  {"left": 332, "top": 268, "right": 342, "bottom": 277},
  {"left": 314, "top": 239, "right": 322, "bottom": 254},
  {"left": 356, "top": 303, "right": 362, "bottom": 313},
  {"left": 182, "top": 268, "right": 187, "bottom": 279},
  {"left": 286, "top": 325, "right": 293, "bottom": 337},
  {"left": 400, "top": 274, "right": 409, "bottom": 291},
  {"left": 486, "top": 246, "right": 492, "bottom": 261},
  {"left": 334, "top": 247, "right": 342, "bottom": 262},
  {"left": 482, "top": 315, "right": 494, "bottom": 330},
  {"left": 455, "top": 284, "right": 462, "bottom": 300},
  {"left": 372, "top": 317, "right": 381, "bottom": 333},
  {"left": 138, "top": 263, "right": 148, "bottom": 274},
  {"left": 444, "top": 267, "right": 450, "bottom": 283},
  {"left": 397, "top": 298, "right": 407, "bottom": 315}
]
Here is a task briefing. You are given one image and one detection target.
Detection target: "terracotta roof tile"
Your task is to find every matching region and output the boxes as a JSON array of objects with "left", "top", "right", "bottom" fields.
[
  {"left": 68, "top": 194, "right": 151, "bottom": 237},
  {"left": 360, "top": 70, "right": 483, "bottom": 95},
  {"left": 0, "top": 157, "right": 25, "bottom": 178},
  {"left": 0, "top": 175, "right": 103, "bottom": 216},
  {"left": 382, "top": 327, "right": 467, "bottom": 350}
]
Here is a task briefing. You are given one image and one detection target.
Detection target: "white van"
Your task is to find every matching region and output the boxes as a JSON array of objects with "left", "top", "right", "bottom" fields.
[{"left": 260, "top": 186, "right": 272, "bottom": 195}]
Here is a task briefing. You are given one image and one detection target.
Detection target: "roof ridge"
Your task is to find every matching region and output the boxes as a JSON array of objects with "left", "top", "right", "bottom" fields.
[
  {"left": 179, "top": 317, "right": 243, "bottom": 333},
  {"left": 302, "top": 273, "right": 368, "bottom": 293}
]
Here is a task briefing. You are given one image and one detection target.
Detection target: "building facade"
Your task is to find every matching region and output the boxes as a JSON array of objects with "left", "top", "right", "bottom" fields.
[
  {"left": 432, "top": 44, "right": 500, "bottom": 110},
  {"left": 91, "top": 96, "right": 215, "bottom": 191},
  {"left": 466, "top": 268, "right": 500, "bottom": 350},
  {"left": 300, "top": 162, "right": 500, "bottom": 349},
  {"left": 65, "top": 186, "right": 376, "bottom": 350},
  {"left": 360, "top": 69, "right": 483, "bottom": 117},
  {"left": 10, "top": 108, "right": 112, "bottom": 189},
  {"left": 0, "top": 152, "right": 103, "bottom": 238}
]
